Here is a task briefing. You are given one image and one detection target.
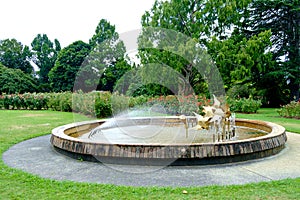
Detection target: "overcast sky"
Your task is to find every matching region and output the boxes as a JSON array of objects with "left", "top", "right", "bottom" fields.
[{"left": 0, "top": 0, "right": 155, "bottom": 47}]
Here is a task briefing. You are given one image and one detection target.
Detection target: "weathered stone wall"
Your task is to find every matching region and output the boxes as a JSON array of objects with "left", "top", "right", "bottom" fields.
[{"left": 51, "top": 118, "right": 287, "bottom": 165}]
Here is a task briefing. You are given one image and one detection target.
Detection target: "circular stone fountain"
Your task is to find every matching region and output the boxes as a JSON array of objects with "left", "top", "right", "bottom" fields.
[{"left": 51, "top": 116, "right": 287, "bottom": 165}]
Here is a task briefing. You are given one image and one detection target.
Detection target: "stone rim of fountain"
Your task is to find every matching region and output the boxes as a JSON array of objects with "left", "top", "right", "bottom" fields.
[{"left": 50, "top": 117, "right": 287, "bottom": 165}]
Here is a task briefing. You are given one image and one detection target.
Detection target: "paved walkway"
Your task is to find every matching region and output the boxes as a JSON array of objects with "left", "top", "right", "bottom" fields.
[{"left": 2, "top": 132, "right": 300, "bottom": 187}]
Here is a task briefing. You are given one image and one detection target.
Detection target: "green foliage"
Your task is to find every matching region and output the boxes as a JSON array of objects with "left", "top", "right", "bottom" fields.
[
  {"left": 47, "top": 92, "right": 72, "bottom": 112},
  {"left": 147, "top": 95, "right": 211, "bottom": 115},
  {"left": 277, "top": 101, "right": 300, "bottom": 119},
  {"left": 227, "top": 84, "right": 253, "bottom": 99},
  {"left": 139, "top": 0, "right": 259, "bottom": 97},
  {"left": 73, "top": 91, "right": 112, "bottom": 118},
  {"left": 49, "top": 41, "right": 91, "bottom": 92},
  {"left": 138, "top": 28, "right": 211, "bottom": 96},
  {"left": 0, "top": 91, "right": 214, "bottom": 117},
  {"left": 0, "top": 93, "right": 48, "bottom": 110},
  {"left": 0, "top": 91, "right": 146, "bottom": 118},
  {"left": 73, "top": 92, "right": 146, "bottom": 118},
  {"left": 110, "top": 93, "right": 129, "bottom": 115},
  {"left": 31, "top": 34, "right": 61, "bottom": 86},
  {"left": 126, "top": 81, "right": 173, "bottom": 97},
  {"left": 0, "top": 96, "right": 3, "bottom": 108},
  {"left": 0, "top": 91, "right": 270, "bottom": 117},
  {"left": 89, "top": 19, "right": 117, "bottom": 48},
  {"left": 0, "top": 38, "right": 33, "bottom": 74},
  {"left": 23, "top": 93, "right": 48, "bottom": 110},
  {"left": 99, "top": 59, "right": 132, "bottom": 92},
  {"left": 245, "top": 0, "right": 300, "bottom": 101},
  {"left": 73, "top": 91, "right": 146, "bottom": 118},
  {"left": 140, "top": 0, "right": 297, "bottom": 107},
  {"left": 95, "top": 92, "right": 112, "bottom": 118},
  {"left": 76, "top": 19, "right": 128, "bottom": 92},
  {"left": 142, "top": 0, "right": 252, "bottom": 41},
  {"left": 128, "top": 95, "right": 149, "bottom": 108},
  {"left": 208, "top": 30, "right": 273, "bottom": 90},
  {"left": 228, "top": 98, "right": 262, "bottom": 113},
  {"left": 72, "top": 91, "right": 96, "bottom": 116},
  {"left": 0, "top": 64, "right": 38, "bottom": 94},
  {"left": 73, "top": 91, "right": 128, "bottom": 118}
]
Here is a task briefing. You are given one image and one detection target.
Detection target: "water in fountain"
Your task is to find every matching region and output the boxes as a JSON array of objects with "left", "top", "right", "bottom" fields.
[{"left": 78, "top": 101, "right": 267, "bottom": 145}]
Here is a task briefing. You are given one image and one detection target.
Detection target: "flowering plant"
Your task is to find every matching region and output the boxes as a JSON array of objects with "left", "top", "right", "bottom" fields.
[{"left": 277, "top": 101, "right": 300, "bottom": 119}]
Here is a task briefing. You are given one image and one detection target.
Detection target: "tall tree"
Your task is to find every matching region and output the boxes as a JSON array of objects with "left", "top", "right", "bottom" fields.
[
  {"left": 75, "top": 19, "right": 129, "bottom": 92},
  {"left": 0, "top": 39, "right": 33, "bottom": 74},
  {"left": 207, "top": 29, "right": 280, "bottom": 105},
  {"left": 138, "top": 28, "right": 211, "bottom": 96},
  {"left": 31, "top": 34, "right": 61, "bottom": 87},
  {"left": 48, "top": 41, "right": 91, "bottom": 92},
  {"left": 142, "top": 0, "right": 252, "bottom": 43},
  {"left": 89, "top": 19, "right": 117, "bottom": 48},
  {"left": 244, "top": 0, "right": 300, "bottom": 101},
  {"left": 139, "top": 0, "right": 254, "bottom": 96},
  {"left": 99, "top": 58, "right": 132, "bottom": 92},
  {"left": 207, "top": 30, "right": 274, "bottom": 90}
]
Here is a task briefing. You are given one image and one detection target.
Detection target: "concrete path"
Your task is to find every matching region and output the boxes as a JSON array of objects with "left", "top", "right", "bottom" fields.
[{"left": 2, "top": 132, "right": 300, "bottom": 187}]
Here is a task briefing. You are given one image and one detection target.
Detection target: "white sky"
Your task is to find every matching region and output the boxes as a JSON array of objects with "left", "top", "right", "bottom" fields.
[{"left": 0, "top": 0, "right": 155, "bottom": 47}]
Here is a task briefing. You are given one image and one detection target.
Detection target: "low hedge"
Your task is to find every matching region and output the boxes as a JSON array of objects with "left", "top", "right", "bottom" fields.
[
  {"left": 1, "top": 92, "right": 262, "bottom": 117},
  {"left": 147, "top": 95, "right": 212, "bottom": 115},
  {"left": 277, "top": 101, "right": 300, "bottom": 119},
  {"left": 0, "top": 93, "right": 48, "bottom": 110},
  {"left": 227, "top": 97, "right": 262, "bottom": 113},
  {"left": 0, "top": 92, "right": 150, "bottom": 118}
]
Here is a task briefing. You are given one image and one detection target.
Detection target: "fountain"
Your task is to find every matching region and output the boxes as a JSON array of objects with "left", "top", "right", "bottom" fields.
[{"left": 50, "top": 95, "right": 287, "bottom": 165}]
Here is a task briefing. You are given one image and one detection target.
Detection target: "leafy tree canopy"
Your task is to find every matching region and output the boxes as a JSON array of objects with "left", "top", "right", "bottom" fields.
[
  {"left": 243, "top": 0, "right": 300, "bottom": 101},
  {"left": 139, "top": 0, "right": 296, "bottom": 106},
  {"left": 0, "top": 63, "right": 37, "bottom": 94},
  {"left": 138, "top": 0, "right": 253, "bottom": 96},
  {"left": 0, "top": 38, "right": 33, "bottom": 74},
  {"left": 31, "top": 34, "right": 61, "bottom": 86},
  {"left": 142, "top": 0, "right": 252, "bottom": 43},
  {"left": 89, "top": 19, "right": 118, "bottom": 48},
  {"left": 49, "top": 41, "right": 91, "bottom": 92},
  {"left": 208, "top": 30, "right": 274, "bottom": 89},
  {"left": 99, "top": 58, "right": 132, "bottom": 92},
  {"left": 75, "top": 19, "right": 130, "bottom": 92}
]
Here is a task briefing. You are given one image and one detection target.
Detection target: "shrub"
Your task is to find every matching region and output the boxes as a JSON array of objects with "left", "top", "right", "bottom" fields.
[
  {"left": 47, "top": 91, "right": 144, "bottom": 118},
  {"left": 228, "top": 98, "right": 262, "bottom": 113},
  {"left": 46, "top": 93, "right": 60, "bottom": 111},
  {"left": 0, "top": 93, "right": 49, "bottom": 110},
  {"left": 277, "top": 101, "right": 300, "bottom": 119},
  {"left": 95, "top": 92, "right": 112, "bottom": 118},
  {"left": 1, "top": 92, "right": 226, "bottom": 118},
  {"left": 59, "top": 92, "right": 72, "bottom": 112},
  {"left": 227, "top": 85, "right": 252, "bottom": 99},
  {"left": 0, "top": 95, "right": 3, "bottom": 109},
  {"left": 3, "top": 94, "right": 11, "bottom": 109},
  {"left": 23, "top": 93, "right": 49, "bottom": 110},
  {"left": 147, "top": 95, "right": 210, "bottom": 115},
  {"left": 0, "top": 64, "right": 38, "bottom": 94},
  {"left": 47, "top": 92, "right": 72, "bottom": 112},
  {"left": 128, "top": 95, "right": 148, "bottom": 108},
  {"left": 72, "top": 91, "right": 96, "bottom": 116},
  {"left": 73, "top": 91, "right": 149, "bottom": 118}
]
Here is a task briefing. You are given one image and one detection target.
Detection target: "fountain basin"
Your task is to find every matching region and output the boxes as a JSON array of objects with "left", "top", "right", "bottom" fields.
[{"left": 50, "top": 118, "right": 287, "bottom": 165}]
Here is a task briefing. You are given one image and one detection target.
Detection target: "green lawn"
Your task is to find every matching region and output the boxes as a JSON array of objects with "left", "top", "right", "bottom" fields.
[
  {"left": 0, "top": 109, "right": 299, "bottom": 199},
  {"left": 236, "top": 108, "right": 300, "bottom": 133}
]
